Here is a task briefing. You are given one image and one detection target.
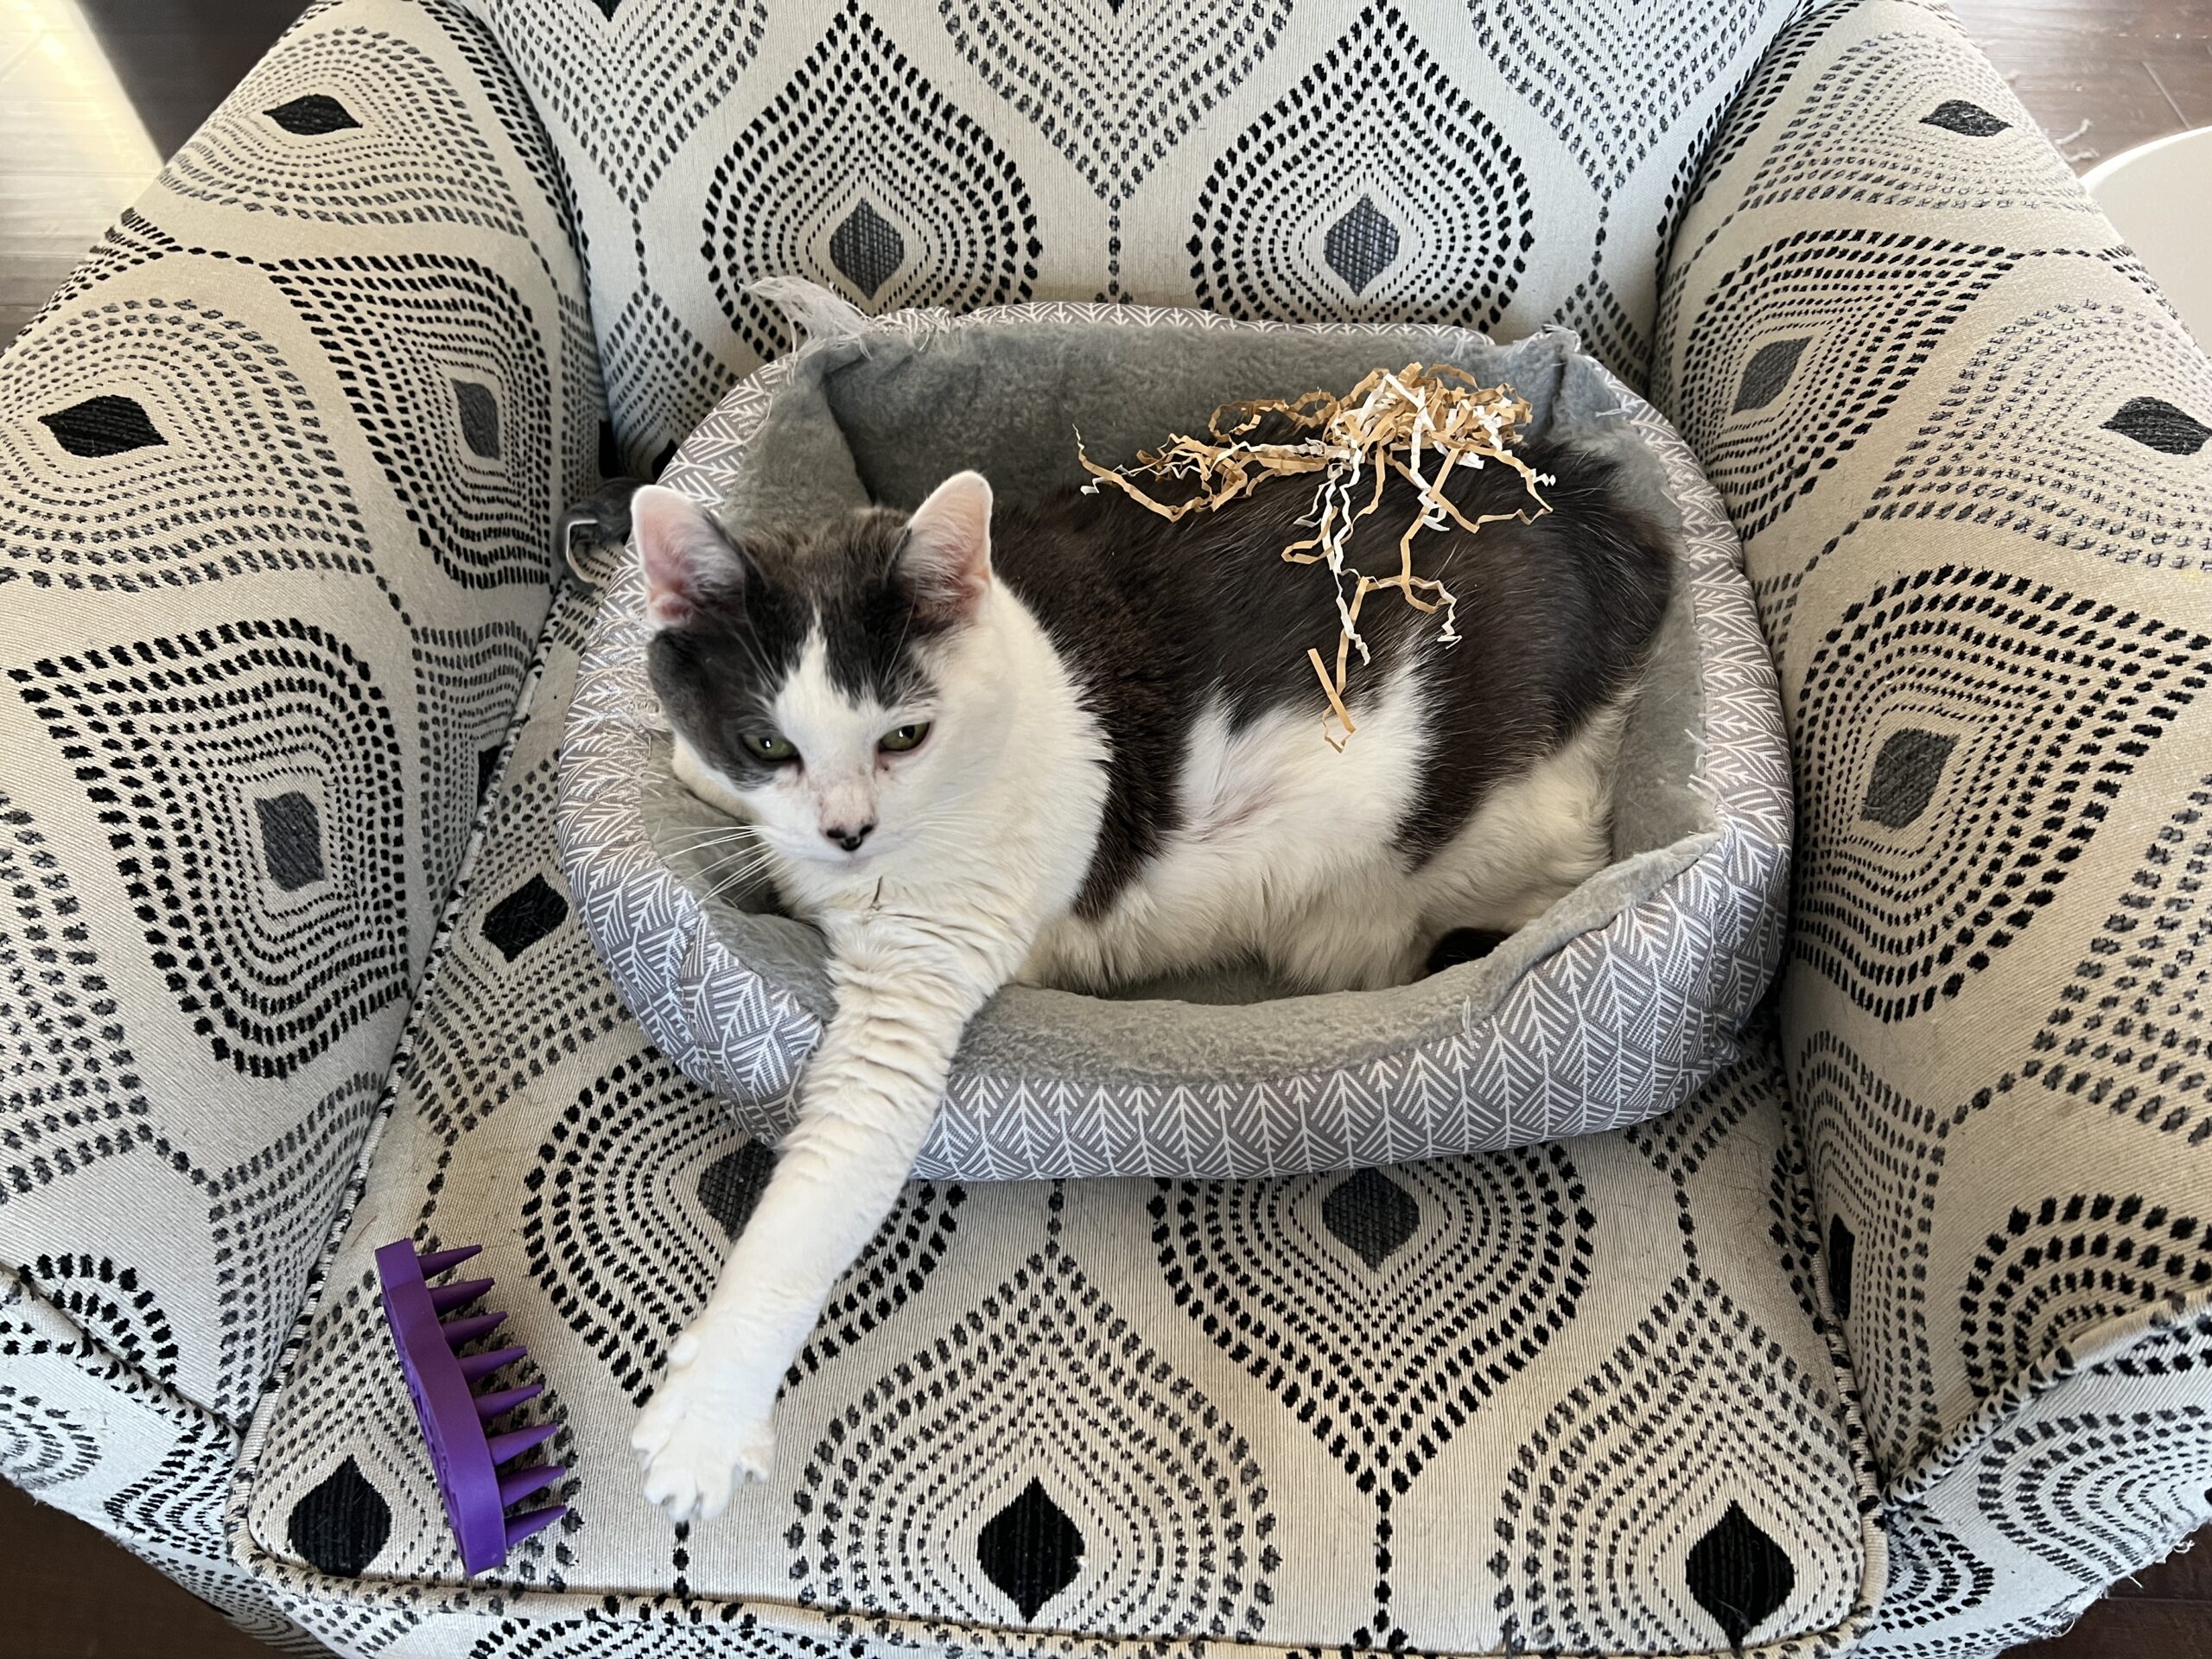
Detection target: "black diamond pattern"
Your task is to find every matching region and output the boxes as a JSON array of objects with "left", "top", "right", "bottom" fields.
[
  {"left": 263, "top": 93, "right": 362, "bottom": 136},
  {"left": 451, "top": 379, "right": 502, "bottom": 460},
  {"left": 1685, "top": 1499, "right": 1796, "bottom": 1645},
  {"left": 286, "top": 1455, "right": 391, "bottom": 1577},
  {"left": 2101, "top": 396, "right": 2211, "bottom": 457},
  {"left": 976, "top": 1476, "right": 1084, "bottom": 1622},
  {"left": 39, "top": 395, "right": 165, "bottom": 458},
  {"left": 1321, "top": 1166, "right": 1421, "bottom": 1270},
  {"left": 254, "top": 791, "right": 327, "bottom": 892},
  {"left": 1732, "top": 338, "right": 1811, "bottom": 414},
  {"left": 1323, "top": 194, "right": 1401, "bottom": 296},
  {"left": 1921, "top": 99, "right": 2010, "bottom": 137},
  {"left": 1859, "top": 728, "right": 1957, "bottom": 830},
  {"left": 699, "top": 1141, "right": 778, "bottom": 1238},
  {"left": 480, "top": 873, "right": 569, "bottom": 963},
  {"left": 829, "top": 200, "right": 906, "bottom": 299},
  {"left": 1827, "top": 1213, "right": 1856, "bottom": 1321}
]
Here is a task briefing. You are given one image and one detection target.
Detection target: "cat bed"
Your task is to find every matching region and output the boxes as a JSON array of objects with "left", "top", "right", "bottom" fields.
[{"left": 558, "top": 303, "right": 1789, "bottom": 1181}]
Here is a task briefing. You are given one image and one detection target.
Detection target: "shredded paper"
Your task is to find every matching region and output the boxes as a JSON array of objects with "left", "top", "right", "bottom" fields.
[{"left": 1078, "top": 363, "right": 1551, "bottom": 747}]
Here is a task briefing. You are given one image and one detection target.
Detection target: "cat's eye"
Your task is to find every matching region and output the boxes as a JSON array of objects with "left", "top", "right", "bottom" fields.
[
  {"left": 878, "top": 722, "right": 931, "bottom": 753},
  {"left": 747, "top": 732, "right": 797, "bottom": 763}
]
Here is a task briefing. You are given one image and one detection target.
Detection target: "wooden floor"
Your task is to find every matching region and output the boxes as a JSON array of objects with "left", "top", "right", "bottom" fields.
[{"left": 0, "top": 2, "right": 2208, "bottom": 1656}]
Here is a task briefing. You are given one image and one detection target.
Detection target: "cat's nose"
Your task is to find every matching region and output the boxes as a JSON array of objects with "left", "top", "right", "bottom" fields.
[{"left": 823, "top": 821, "right": 874, "bottom": 853}]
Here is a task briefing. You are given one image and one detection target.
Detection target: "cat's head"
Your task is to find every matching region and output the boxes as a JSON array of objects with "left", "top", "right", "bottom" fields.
[{"left": 633, "top": 473, "right": 1007, "bottom": 868}]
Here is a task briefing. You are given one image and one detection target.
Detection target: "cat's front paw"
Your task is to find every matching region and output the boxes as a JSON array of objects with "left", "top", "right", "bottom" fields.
[{"left": 631, "top": 1329, "right": 775, "bottom": 1522}]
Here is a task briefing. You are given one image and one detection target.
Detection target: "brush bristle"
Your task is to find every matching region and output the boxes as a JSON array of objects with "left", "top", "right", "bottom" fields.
[
  {"left": 441, "top": 1310, "right": 508, "bottom": 1348},
  {"left": 457, "top": 1344, "right": 526, "bottom": 1382},
  {"left": 429, "top": 1276, "right": 494, "bottom": 1313},
  {"left": 486, "top": 1421, "right": 559, "bottom": 1465},
  {"left": 505, "top": 1505, "right": 565, "bottom": 1548},
  {"left": 473, "top": 1382, "right": 543, "bottom": 1420},
  {"left": 498, "top": 1464, "right": 564, "bottom": 1507},
  {"left": 416, "top": 1244, "right": 482, "bottom": 1276}
]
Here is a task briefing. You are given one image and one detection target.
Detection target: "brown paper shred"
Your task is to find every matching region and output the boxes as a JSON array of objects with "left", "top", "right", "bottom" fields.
[{"left": 1077, "top": 363, "right": 1551, "bottom": 747}]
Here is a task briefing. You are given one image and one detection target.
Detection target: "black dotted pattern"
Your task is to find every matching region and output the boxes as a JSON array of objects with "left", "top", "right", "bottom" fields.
[
  {"left": 1976, "top": 779, "right": 2212, "bottom": 1147},
  {"left": 1154, "top": 1147, "right": 1591, "bottom": 1645},
  {"left": 2, "top": 297, "right": 375, "bottom": 594},
  {"left": 792, "top": 1192, "right": 1278, "bottom": 1640},
  {"left": 1677, "top": 231, "right": 2014, "bottom": 537},
  {"left": 164, "top": 26, "right": 529, "bottom": 233},
  {"left": 1982, "top": 1405, "right": 2212, "bottom": 1584},
  {"left": 411, "top": 619, "right": 535, "bottom": 906},
  {"left": 704, "top": 2, "right": 1040, "bottom": 363},
  {"left": 18, "top": 1251, "right": 179, "bottom": 1383},
  {"left": 10, "top": 0, "right": 2209, "bottom": 1650},
  {"left": 1866, "top": 302, "right": 2212, "bottom": 569},
  {"left": 194, "top": 1073, "right": 384, "bottom": 1423},
  {"left": 0, "top": 0, "right": 595, "bottom": 1642},
  {"left": 1792, "top": 568, "right": 2209, "bottom": 1022},
  {"left": 1797, "top": 1028, "right": 1948, "bottom": 1475},
  {"left": 1866, "top": 1505, "right": 1995, "bottom": 1643},
  {"left": 0, "top": 792, "right": 149, "bottom": 1204},
  {"left": 1961, "top": 1196, "right": 2212, "bottom": 1405},
  {"left": 15, "top": 620, "right": 411, "bottom": 1079},
  {"left": 0, "top": 1383, "right": 102, "bottom": 1494},
  {"left": 1188, "top": 4, "right": 1530, "bottom": 334},
  {"left": 1493, "top": 1270, "right": 1858, "bottom": 1651},
  {"left": 472, "top": 0, "right": 766, "bottom": 211},
  {"left": 405, "top": 747, "right": 629, "bottom": 1156},
  {"left": 264, "top": 255, "right": 556, "bottom": 589}
]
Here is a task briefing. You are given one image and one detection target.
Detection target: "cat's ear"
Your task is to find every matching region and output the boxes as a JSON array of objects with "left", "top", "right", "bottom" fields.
[
  {"left": 899, "top": 471, "right": 994, "bottom": 623},
  {"left": 634, "top": 485, "right": 744, "bottom": 629}
]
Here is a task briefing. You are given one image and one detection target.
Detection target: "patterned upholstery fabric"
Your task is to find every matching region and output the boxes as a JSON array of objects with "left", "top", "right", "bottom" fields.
[
  {"left": 0, "top": 0, "right": 598, "bottom": 1645},
  {"left": 1654, "top": 0, "right": 2212, "bottom": 1650},
  {"left": 0, "top": 0, "right": 2207, "bottom": 1655},
  {"left": 452, "top": 0, "right": 1815, "bottom": 467}
]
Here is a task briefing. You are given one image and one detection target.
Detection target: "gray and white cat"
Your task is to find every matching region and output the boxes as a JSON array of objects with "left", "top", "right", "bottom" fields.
[{"left": 626, "top": 439, "right": 1671, "bottom": 1518}]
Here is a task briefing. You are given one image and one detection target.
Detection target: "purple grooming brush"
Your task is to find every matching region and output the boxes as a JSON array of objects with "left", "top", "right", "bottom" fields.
[{"left": 375, "top": 1240, "right": 567, "bottom": 1573}]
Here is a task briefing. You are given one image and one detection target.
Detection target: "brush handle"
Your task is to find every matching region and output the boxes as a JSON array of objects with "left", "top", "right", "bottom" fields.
[{"left": 375, "top": 1240, "right": 567, "bottom": 1573}]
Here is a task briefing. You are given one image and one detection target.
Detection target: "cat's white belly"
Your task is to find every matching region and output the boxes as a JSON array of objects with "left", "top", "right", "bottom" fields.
[{"left": 1024, "top": 676, "right": 1624, "bottom": 995}]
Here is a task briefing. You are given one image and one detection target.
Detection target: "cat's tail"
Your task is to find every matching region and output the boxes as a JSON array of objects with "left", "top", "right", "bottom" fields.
[{"left": 745, "top": 275, "right": 872, "bottom": 353}]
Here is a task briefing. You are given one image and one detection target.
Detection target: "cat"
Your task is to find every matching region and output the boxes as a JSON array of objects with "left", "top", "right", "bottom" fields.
[{"left": 626, "top": 436, "right": 1672, "bottom": 1519}]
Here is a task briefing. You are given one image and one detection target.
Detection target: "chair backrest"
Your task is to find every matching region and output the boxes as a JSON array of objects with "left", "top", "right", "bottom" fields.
[{"left": 459, "top": 0, "right": 1815, "bottom": 472}]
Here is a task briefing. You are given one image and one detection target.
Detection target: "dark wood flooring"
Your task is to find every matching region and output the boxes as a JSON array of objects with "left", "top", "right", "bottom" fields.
[{"left": 0, "top": 3, "right": 2206, "bottom": 1655}]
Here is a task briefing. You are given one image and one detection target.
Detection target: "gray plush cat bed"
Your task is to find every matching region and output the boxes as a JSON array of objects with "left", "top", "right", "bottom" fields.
[{"left": 558, "top": 302, "right": 1789, "bottom": 1180}]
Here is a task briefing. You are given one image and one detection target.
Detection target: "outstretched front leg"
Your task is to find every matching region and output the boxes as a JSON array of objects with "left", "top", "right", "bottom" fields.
[{"left": 631, "top": 925, "right": 1001, "bottom": 1521}]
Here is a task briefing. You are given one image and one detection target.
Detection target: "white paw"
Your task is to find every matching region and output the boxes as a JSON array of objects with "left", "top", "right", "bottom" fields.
[{"left": 631, "top": 1329, "right": 775, "bottom": 1522}]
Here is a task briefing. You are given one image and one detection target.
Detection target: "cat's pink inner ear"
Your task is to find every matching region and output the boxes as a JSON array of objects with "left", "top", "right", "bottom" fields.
[
  {"left": 901, "top": 471, "right": 994, "bottom": 621},
  {"left": 633, "top": 485, "right": 739, "bottom": 629}
]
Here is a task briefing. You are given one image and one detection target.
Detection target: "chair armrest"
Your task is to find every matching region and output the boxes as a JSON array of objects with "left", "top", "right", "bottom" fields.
[
  {"left": 1859, "top": 1311, "right": 2212, "bottom": 1655},
  {"left": 0, "top": 0, "right": 598, "bottom": 1473},
  {"left": 1656, "top": 0, "right": 2212, "bottom": 1528}
]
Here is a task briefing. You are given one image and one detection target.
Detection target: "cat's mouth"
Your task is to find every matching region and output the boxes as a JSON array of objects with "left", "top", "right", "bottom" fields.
[{"left": 777, "top": 836, "right": 888, "bottom": 871}]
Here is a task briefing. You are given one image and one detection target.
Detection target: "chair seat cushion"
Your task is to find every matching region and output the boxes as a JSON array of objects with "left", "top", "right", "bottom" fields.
[
  {"left": 236, "top": 594, "right": 1878, "bottom": 1652},
  {"left": 557, "top": 303, "right": 1794, "bottom": 1183}
]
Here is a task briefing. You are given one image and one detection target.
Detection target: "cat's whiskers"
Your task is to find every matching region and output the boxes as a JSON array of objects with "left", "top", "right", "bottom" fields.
[
  {"left": 704, "top": 860, "right": 783, "bottom": 905},
  {"left": 698, "top": 849, "right": 783, "bottom": 901},
  {"left": 690, "top": 842, "right": 773, "bottom": 878},
  {"left": 662, "top": 817, "right": 754, "bottom": 842}
]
